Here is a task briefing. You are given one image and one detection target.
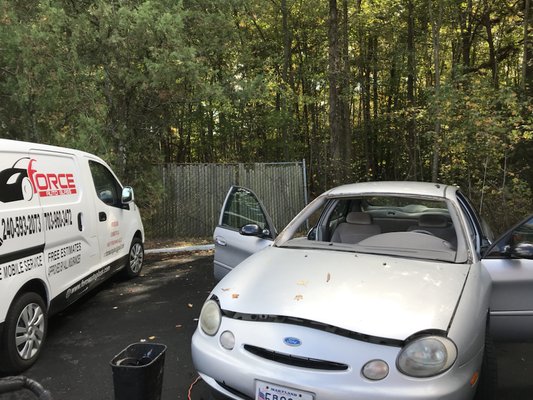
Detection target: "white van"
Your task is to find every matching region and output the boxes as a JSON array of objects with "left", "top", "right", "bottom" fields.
[{"left": 0, "top": 139, "right": 144, "bottom": 373}]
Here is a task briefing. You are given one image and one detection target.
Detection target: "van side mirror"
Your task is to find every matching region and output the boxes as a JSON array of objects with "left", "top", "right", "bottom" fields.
[{"left": 122, "top": 186, "right": 134, "bottom": 204}]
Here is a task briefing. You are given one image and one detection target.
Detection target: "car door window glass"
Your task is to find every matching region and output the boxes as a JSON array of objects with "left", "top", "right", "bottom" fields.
[
  {"left": 486, "top": 216, "right": 533, "bottom": 258},
  {"left": 514, "top": 217, "right": 533, "bottom": 243},
  {"left": 89, "top": 161, "right": 122, "bottom": 207},
  {"left": 222, "top": 187, "right": 268, "bottom": 230}
]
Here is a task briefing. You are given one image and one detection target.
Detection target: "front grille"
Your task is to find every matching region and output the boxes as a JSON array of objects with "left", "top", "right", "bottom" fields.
[{"left": 244, "top": 344, "right": 349, "bottom": 371}]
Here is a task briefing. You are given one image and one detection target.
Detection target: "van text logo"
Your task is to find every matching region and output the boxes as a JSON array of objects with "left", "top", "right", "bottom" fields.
[{"left": 28, "top": 159, "right": 77, "bottom": 197}]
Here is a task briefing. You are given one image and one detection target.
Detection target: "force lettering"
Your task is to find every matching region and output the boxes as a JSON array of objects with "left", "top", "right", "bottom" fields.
[{"left": 28, "top": 159, "right": 77, "bottom": 197}]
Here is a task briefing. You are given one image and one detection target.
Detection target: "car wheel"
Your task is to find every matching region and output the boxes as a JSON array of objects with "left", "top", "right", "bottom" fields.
[
  {"left": 125, "top": 237, "right": 144, "bottom": 278},
  {"left": 0, "top": 292, "right": 47, "bottom": 373},
  {"left": 474, "top": 335, "right": 497, "bottom": 400}
]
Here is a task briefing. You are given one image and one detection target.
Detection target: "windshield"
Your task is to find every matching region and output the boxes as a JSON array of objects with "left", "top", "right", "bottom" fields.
[{"left": 279, "top": 194, "right": 461, "bottom": 263}]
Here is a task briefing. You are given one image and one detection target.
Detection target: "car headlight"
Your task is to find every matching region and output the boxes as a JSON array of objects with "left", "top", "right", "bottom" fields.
[
  {"left": 397, "top": 335, "right": 457, "bottom": 377},
  {"left": 199, "top": 299, "right": 222, "bottom": 336}
]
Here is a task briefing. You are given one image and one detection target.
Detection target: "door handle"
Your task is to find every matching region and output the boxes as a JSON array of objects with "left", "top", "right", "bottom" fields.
[
  {"left": 215, "top": 236, "right": 227, "bottom": 246},
  {"left": 77, "top": 213, "right": 83, "bottom": 231},
  {"left": 99, "top": 212, "right": 107, "bottom": 222}
]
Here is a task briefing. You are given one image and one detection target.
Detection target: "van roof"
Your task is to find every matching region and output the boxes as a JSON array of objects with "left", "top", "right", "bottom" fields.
[{"left": 0, "top": 138, "right": 105, "bottom": 162}]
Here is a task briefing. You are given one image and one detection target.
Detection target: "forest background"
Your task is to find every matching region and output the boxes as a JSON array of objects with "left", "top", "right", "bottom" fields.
[{"left": 1, "top": 0, "right": 532, "bottom": 235}]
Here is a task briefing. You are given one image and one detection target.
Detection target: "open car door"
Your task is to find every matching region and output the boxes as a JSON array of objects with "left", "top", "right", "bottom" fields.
[
  {"left": 483, "top": 215, "right": 533, "bottom": 341},
  {"left": 213, "top": 186, "right": 277, "bottom": 281}
]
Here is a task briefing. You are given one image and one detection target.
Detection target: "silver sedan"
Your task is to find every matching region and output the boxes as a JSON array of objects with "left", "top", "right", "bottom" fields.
[{"left": 192, "top": 181, "right": 533, "bottom": 400}]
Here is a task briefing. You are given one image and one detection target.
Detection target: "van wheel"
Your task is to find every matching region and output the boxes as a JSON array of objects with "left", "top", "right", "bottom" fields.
[
  {"left": 125, "top": 237, "right": 144, "bottom": 278},
  {"left": 474, "top": 335, "right": 497, "bottom": 400},
  {"left": 0, "top": 292, "right": 47, "bottom": 373}
]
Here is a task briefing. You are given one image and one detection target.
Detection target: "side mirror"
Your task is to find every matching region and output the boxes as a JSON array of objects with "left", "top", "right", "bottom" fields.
[
  {"left": 240, "top": 224, "right": 270, "bottom": 238},
  {"left": 511, "top": 242, "right": 533, "bottom": 259},
  {"left": 121, "top": 186, "right": 134, "bottom": 204}
]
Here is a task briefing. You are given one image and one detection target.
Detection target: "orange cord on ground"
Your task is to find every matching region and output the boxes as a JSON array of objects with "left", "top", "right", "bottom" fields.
[{"left": 188, "top": 375, "right": 202, "bottom": 400}]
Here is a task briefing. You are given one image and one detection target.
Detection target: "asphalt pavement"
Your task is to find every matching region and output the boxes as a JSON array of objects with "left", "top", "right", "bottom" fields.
[
  {"left": 1, "top": 251, "right": 532, "bottom": 400},
  {"left": 1, "top": 251, "right": 214, "bottom": 400}
]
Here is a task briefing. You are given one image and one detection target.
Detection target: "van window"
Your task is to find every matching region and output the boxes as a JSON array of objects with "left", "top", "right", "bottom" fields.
[{"left": 89, "top": 161, "right": 122, "bottom": 207}]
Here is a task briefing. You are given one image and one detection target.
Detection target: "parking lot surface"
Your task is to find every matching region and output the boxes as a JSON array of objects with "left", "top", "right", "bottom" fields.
[{"left": 2, "top": 252, "right": 533, "bottom": 399}]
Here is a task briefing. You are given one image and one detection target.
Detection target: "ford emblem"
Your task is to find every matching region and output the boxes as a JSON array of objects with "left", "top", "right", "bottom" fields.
[{"left": 283, "top": 337, "right": 302, "bottom": 347}]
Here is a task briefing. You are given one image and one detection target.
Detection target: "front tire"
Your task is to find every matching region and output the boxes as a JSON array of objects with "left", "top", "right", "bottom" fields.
[
  {"left": 124, "top": 237, "right": 144, "bottom": 278},
  {"left": 0, "top": 292, "right": 47, "bottom": 373}
]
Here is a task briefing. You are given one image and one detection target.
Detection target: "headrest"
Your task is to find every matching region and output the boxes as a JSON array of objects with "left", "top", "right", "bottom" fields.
[
  {"left": 419, "top": 214, "right": 448, "bottom": 228},
  {"left": 346, "top": 212, "right": 372, "bottom": 225}
]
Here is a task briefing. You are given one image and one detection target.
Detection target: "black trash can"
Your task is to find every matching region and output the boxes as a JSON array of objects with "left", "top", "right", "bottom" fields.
[{"left": 110, "top": 342, "right": 167, "bottom": 400}]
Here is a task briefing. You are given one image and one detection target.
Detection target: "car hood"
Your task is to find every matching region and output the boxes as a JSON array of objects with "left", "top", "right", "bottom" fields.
[{"left": 212, "top": 247, "right": 470, "bottom": 341}]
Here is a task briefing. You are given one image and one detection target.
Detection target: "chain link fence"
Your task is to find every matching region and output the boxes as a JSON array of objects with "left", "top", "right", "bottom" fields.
[{"left": 145, "top": 161, "right": 307, "bottom": 238}]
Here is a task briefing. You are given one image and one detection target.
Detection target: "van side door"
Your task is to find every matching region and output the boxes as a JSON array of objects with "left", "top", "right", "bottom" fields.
[{"left": 28, "top": 149, "right": 99, "bottom": 310}]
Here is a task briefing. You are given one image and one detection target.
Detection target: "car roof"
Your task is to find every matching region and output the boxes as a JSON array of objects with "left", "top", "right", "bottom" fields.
[{"left": 325, "top": 181, "right": 458, "bottom": 199}]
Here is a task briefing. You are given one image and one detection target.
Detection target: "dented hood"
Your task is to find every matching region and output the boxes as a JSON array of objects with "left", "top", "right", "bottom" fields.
[{"left": 212, "top": 247, "right": 470, "bottom": 341}]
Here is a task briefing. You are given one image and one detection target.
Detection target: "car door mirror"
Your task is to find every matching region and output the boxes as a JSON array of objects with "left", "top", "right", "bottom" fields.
[
  {"left": 511, "top": 242, "right": 533, "bottom": 259},
  {"left": 484, "top": 215, "right": 533, "bottom": 259},
  {"left": 240, "top": 224, "right": 270, "bottom": 238},
  {"left": 121, "top": 186, "right": 134, "bottom": 204}
]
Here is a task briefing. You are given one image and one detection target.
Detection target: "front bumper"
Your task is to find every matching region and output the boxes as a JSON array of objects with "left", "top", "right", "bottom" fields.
[{"left": 191, "top": 318, "right": 483, "bottom": 400}]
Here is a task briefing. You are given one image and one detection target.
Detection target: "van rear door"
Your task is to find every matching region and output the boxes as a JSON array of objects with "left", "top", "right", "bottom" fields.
[{"left": 0, "top": 152, "right": 45, "bottom": 298}]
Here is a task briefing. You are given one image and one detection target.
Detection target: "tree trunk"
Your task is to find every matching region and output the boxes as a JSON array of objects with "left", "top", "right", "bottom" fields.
[
  {"left": 430, "top": 0, "right": 442, "bottom": 183},
  {"left": 483, "top": 7, "right": 499, "bottom": 89},
  {"left": 281, "top": 0, "right": 291, "bottom": 160},
  {"left": 460, "top": 0, "right": 473, "bottom": 69},
  {"left": 407, "top": 0, "right": 417, "bottom": 180},
  {"left": 328, "top": 0, "right": 342, "bottom": 183},
  {"left": 524, "top": 0, "right": 532, "bottom": 97},
  {"left": 340, "top": 0, "right": 352, "bottom": 177},
  {"left": 363, "top": 40, "right": 373, "bottom": 179}
]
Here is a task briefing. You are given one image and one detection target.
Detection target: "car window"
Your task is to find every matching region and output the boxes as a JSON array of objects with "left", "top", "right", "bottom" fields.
[
  {"left": 486, "top": 215, "right": 533, "bottom": 258},
  {"left": 221, "top": 187, "right": 268, "bottom": 231},
  {"left": 281, "top": 194, "right": 460, "bottom": 263},
  {"left": 89, "top": 161, "right": 122, "bottom": 207},
  {"left": 326, "top": 199, "right": 350, "bottom": 234},
  {"left": 514, "top": 217, "right": 533, "bottom": 242}
]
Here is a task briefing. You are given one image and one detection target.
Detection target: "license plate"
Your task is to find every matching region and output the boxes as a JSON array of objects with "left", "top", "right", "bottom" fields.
[{"left": 255, "top": 381, "right": 314, "bottom": 400}]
